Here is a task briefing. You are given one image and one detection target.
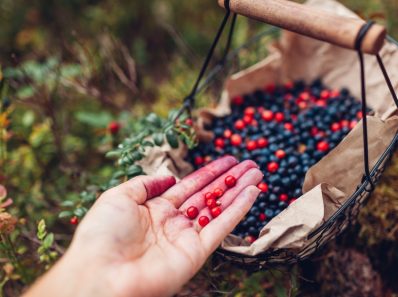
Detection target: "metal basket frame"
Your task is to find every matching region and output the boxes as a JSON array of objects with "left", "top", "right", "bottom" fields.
[{"left": 178, "top": 1, "right": 398, "bottom": 269}]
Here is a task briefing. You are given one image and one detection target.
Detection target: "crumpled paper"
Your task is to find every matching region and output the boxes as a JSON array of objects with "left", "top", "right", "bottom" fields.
[{"left": 139, "top": 0, "right": 398, "bottom": 256}]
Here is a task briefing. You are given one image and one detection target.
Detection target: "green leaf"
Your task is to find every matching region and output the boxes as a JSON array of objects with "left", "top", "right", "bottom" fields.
[
  {"left": 131, "top": 151, "right": 144, "bottom": 161},
  {"left": 58, "top": 211, "right": 73, "bottom": 218},
  {"left": 126, "top": 165, "right": 143, "bottom": 177},
  {"left": 153, "top": 133, "right": 164, "bottom": 146},
  {"left": 43, "top": 233, "right": 54, "bottom": 249},
  {"left": 75, "top": 111, "right": 112, "bottom": 128},
  {"left": 166, "top": 129, "right": 179, "bottom": 148},
  {"left": 17, "top": 86, "right": 35, "bottom": 99},
  {"left": 105, "top": 150, "right": 121, "bottom": 159},
  {"left": 60, "top": 201, "right": 74, "bottom": 207},
  {"left": 145, "top": 113, "right": 162, "bottom": 128},
  {"left": 112, "top": 170, "right": 126, "bottom": 179},
  {"left": 37, "top": 219, "right": 47, "bottom": 240},
  {"left": 142, "top": 140, "right": 154, "bottom": 147},
  {"left": 74, "top": 207, "right": 87, "bottom": 217}
]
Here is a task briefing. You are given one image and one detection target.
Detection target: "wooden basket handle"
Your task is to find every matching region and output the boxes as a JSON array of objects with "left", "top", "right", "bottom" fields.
[{"left": 218, "top": 0, "right": 386, "bottom": 55}]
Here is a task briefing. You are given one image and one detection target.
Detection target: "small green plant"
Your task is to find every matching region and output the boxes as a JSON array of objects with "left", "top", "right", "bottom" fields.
[{"left": 36, "top": 220, "right": 58, "bottom": 269}]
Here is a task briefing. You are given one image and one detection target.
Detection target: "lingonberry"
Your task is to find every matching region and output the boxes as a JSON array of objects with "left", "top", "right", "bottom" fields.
[
  {"left": 243, "top": 115, "right": 252, "bottom": 124},
  {"left": 257, "top": 182, "right": 268, "bottom": 192},
  {"left": 261, "top": 110, "right": 273, "bottom": 121},
  {"left": 245, "top": 235, "right": 257, "bottom": 243},
  {"left": 204, "top": 192, "right": 216, "bottom": 200},
  {"left": 275, "top": 149, "right": 286, "bottom": 159},
  {"left": 213, "top": 188, "right": 224, "bottom": 198},
  {"left": 350, "top": 120, "right": 358, "bottom": 129},
  {"left": 70, "top": 216, "right": 79, "bottom": 225},
  {"left": 108, "top": 121, "right": 121, "bottom": 135},
  {"left": 274, "top": 112, "right": 284, "bottom": 123},
  {"left": 257, "top": 138, "right": 268, "bottom": 148},
  {"left": 246, "top": 140, "right": 257, "bottom": 151},
  {"left": 194, "top": 156, "right": 204, "bottom": 166},
  {"left": 267, "top": 162, "right": 279, "bottom": 173},
  {"left": 198, "top": 216, "right": 210, "bottom": 227},
  {"left": 232, "top": 95, "right": 244, "bottom": 105},
  {"left": 230, "top": 134, "right": 242, "bottom": 146},
  {"left": 279, "top": 194, "right": 288, "bottom": 202},
  {"left": 317, "top": 141, "right": 330, "bottom": 152},
  {"left": 186, "top": 206, "right": 199, "bottom": 219},
  {"left": 331, "top": 122, "right": 341, "bottom": 132},
  {"left": 210, "top": 206, "right": 222, "bottom": 218},
  {"left": 205, "top": 198, "right": 217, "bottom": 209},
  {"left": 223, "top": 129, "right": 232, "bottom": 138},
  {"left": 225, "top": 175, "right": 237, "bottom": 188},
  {"left": 244, "top": 106, "right": 256, "bottom": 117},
  {"left": 185, "top": 118, "right": 193, "bottom": 126},
  {"left": 234, "top": 119, "right": 245, "bottom": 130},
  {"left": 259, "top": 213, "right": 266, "bottom": 222},
  {"left": 284, "top": 122, "right": 294, "bottom": 131},
  {"left": 214, "top": 138, "right": 225, "bottom": 148}
]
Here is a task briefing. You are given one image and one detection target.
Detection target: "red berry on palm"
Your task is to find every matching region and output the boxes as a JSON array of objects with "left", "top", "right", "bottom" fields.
[
  {"left": 357, "top": 111, "right": 363, "bottom": 119},
  {"left": 230, "top": 134, "right": 242, "bottom": 146},
  {"left": 225, "top": 175, "right": 237, "bottom": 188},
  {"left": 350, "top": 120, "right": 358, "bottom": 129},
  {"left": 198, "top": 216, "right": 210, "bottom": 227},
  {"left": 267, "top": 162, "right": 279, "bottom": 173},
  {"left": 204, "top": 192, "right": 216, "bottom": 200},
  {"left": 186, "top": 206, "right": 199, "bottom": 219},
  {"left": 213, "top": 188, "right": 224, "bottom": 198},
  {"left": 320, "top": 90, "right": 330, "bottom": 99},
  {"left": 243, "top": 115, "right": 253, "bottom": 124},
  {"left": 331, "top": 122, "right": 341, "bottom": 132},
  {"left": 284, "top": 123, "right": 293, "bottom": 131},
  {"left": 259, "top": 213, "right": 266, "bottom": 221},
  {"left": 245, "top": 235, "right": 257, "bottom": 243},
  {"left": 340, "top": 120, "right": 349, "bottom": 128},
  {"left": 210, "top": 206, "right": 222, "bottom": 218},
  {"left": 205, "top": 198, "right": 217, "bottom": 209},
  {"left": 108, "top": 121, "right": 121, "bottom": 135}
]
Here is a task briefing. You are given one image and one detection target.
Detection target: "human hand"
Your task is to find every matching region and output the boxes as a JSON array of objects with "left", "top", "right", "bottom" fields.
[{"left": 25, "top": 156, "right": 262, "bottom": 297}]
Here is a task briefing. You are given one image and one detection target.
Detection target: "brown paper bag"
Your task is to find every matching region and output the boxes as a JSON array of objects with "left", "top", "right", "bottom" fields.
[{"left": 139, "top": 0, "right": 398, "bottom": 256}]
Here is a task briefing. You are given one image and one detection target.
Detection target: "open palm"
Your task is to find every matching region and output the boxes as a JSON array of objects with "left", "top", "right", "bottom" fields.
[{"left": 28, "top": 157, "right": 262, "bottom": 297}]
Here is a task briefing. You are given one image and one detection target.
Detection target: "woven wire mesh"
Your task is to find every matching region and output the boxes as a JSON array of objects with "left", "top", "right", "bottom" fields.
[{"left": 192, "top": 26, "right": 398, "bottom": 270}]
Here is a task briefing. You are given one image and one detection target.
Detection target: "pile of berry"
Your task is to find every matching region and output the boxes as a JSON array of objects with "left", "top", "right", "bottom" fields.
[{"left": 188, "top": 79, "right": 369, "bottom": 243}]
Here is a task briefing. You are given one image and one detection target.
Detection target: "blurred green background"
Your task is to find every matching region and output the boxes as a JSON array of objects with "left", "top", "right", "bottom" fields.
[{"left": 0, "top": 0, "right": 397, "bottom": 296}]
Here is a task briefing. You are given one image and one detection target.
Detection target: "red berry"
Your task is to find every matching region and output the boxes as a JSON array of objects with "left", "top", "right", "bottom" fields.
[
  {"left": 261, "top": 110, "right": 273, "bottom": 121},
  {"left": 108, "top": 121, "right": 121, "bottom": 135},
  {"left": 298, "top": 101, "right": 308, "bottom": 109},
  {"left": 274, "top": 112, "right": 284, "bottom": 123},
  {"left": 320, "top": 90, "right": 330, "bottom": 99},
  {"left": 213, "top": 188, "right": 224, "bottom": 198},
  {"left": 205, "top": 198, "right": 217, "bottom": 209},
  {"left": 225, "top": 175, "right": 237, "bottom": 188},
  {"left": 331, "top": 122, "right": 341, "bottom": 132},
  {"left": 234, "top": 119, "right": 245, "bottom": 130},
  {"left": 357, "top": 111, "right": 363, "bottom": 119},
  {"left": 194, "top": 156, "right": 204, "bottom": 166},
  {"left": 257, "top": 137, "right": 268, "bottom": 148},
  {"left": 210, "top": 206, "right": 222, "bottom": 218},
  {"left": 250, "top": 119, "right": 258, "bottom": 127},
  {"left": 198, "top": 216, "right": 210, "bottom": 227},
  {"left": 243, "top": 115, "right": 253, "bottom": 124},
  {"left": 299, "top": 91, "right": 311, "bottom": 101},
  {"left": 316, "top": 100, "right": 327, "bottom": 107},
  {"left": 275, "top": 149, "right": 286, "bottom": 159},
  {"left": 310, "top": 127, "right": 319, "bottom": 136},
  {"left": 257, "top": 182, "right": 268, "bottom": 193},
  {"left": 245, "top": 235, "right": 257, "bottom": 243},
  {"left": 265, "top": 83, "right": 276, "bottom": 93},
  {"left": 284, "top": 81, "right": 294, "bottom": 89},
  {"left": 204, "top": 192, "right": 216, "bottom": 200},
  {"left": 330, "top": 90, "right": 340, "bottom": 98},
  {"left": 185, "top": 118, "right": 193, "bottom": 126},
  {"left": 267, "top": 162, "right": 279, "bottom": 173},
  {"left": 350, "top": 120, "right": 358, "bottom": 129},
  {"left": 230, "top": 134, "right": 242, "bottom": 146},
  {"left": 214, "top": 138, "right": 225, "bottom": 148},
  {"left": 259, "top": 213, "right": 266, "bottom": 221},
  {"left": 232, "top": 95, "right": 244, "bottom": 105},
  {"left": 70, "top": 216, "right": 78, "bottom": 225},
  {"left": 284, "top": 123, "right": 293, "bottom": 131},
  {"left": 186, "top": 206, "right": 199, "bottom": 219},
  {"left": 223, "top": 129, "right": 232, "bottom": 138},
  {"left": 317, "top": 141, "right": 330, "bottom": 152},
  {"left": 289, "top": 198, "right": 297, "bottom": 205},
  {"left": 246, "top": 140, "right": 257, "bottom": 151},
  {"left": 340, "top": 120, "right": 349, "bottom": 128},
  {"left": 244, "top": 107, "right": 256, "bottom": 117},
  {"left": 279, "top": 194, "right": 288, "bottom": 202}
]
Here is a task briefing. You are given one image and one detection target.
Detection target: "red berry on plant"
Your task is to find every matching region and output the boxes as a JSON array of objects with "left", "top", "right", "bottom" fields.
[
  {"left": 185, "top": 118, "right": 193, "bottom": 126},
  {"left": 213, "top": 188, "right": 224, "bottom": 198},
  {"left": 198, "top": 216, "right": 210, "bottom": 227},
  {"left": 267, "top": 162, "right": 279, "bottom": 173},
  {"left": 317, "top": 141, "right": 330, "bottom": 152},
  {"left": 210, "top": 206, "right": 222, "bottom": 218},
  {"left": 108, "top": 121, "right": 121, "bottom": 135},
  {"left": 275, "top": 149, "right": 286, "bottom": 159},
  {"left": 186, "top": 206, "right": 199, "bottom": 219},
  {"left": 70, "top": 216, "right": 78, "bottom": 225},
  {"left": 257, "top": 182, "right": 268, "bottom": 193},
  {"left": 230, "top": 134, "right": 242, "bottom": 146},
  {"left": 265, "top": 83, "right": 276, "bottom": 93},
  {"left": 225, "top": 175, "right": 237, "bottom": 188}
]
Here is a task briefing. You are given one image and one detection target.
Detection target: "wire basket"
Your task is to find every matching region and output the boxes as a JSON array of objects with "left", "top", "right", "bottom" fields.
[{"left": 177, "top": 0, "right": 398, "bottom": 270}]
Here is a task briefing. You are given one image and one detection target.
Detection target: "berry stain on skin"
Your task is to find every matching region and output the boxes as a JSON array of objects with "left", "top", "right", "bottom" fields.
[{"left": 188, "top": 79, "right": 370, "bottom": 242}]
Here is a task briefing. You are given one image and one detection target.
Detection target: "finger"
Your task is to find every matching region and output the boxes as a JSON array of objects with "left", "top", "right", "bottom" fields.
[
  {"left": 161, "top": 156, "right": 238, "bottom": 208},
  {"left": 179, "top": 160, "right": 259, "bottom": 213},
  {"left": 193, "top": 167, "right": 262, "bottom": 226},
  {"left": 102, "top": 175, "right": 177, "bottom": 204},
  {"left": 199, "top": 185, "right": 260, "bottom": 253}
]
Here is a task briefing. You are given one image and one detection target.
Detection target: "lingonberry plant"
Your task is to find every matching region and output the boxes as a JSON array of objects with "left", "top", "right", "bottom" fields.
[{"left": 188, "top": 79, "right": 371, "bottom": 242}]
